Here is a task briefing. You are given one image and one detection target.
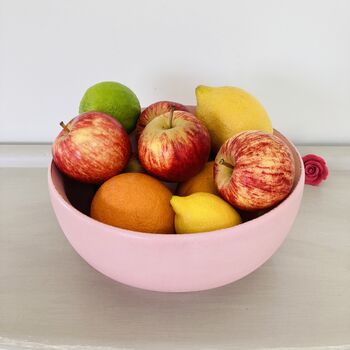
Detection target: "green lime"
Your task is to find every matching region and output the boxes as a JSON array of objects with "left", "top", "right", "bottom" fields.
[{"left": 79, "top": 81, "right": 141, "bottom": 133}]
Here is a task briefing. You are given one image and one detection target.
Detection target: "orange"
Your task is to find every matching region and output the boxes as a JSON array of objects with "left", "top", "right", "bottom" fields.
[
  {"left": 176, "top": 161, "right": 218, "bottom": 196},
  {"left": 91, "top": 173, "right": 175, "bottom": 234}
]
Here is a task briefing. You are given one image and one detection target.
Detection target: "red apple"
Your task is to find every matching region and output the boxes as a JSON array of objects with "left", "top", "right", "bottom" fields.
[
  {"left": 138, "top": 110, "right": 211, "bottom": 182},
  {"left": 214, "top": 131, "right": 295, "bottom": 211},
  {"left": 52, "top": 112, "right": 131, "bottom": 184},
  {"left": 135, "top": 101, "right": 188, "bottom": 140}
]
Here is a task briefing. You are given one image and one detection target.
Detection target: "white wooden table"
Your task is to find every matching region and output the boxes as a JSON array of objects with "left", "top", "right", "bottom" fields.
[{"left": 0, "top": 145, "right": 349, "bottom": 350}]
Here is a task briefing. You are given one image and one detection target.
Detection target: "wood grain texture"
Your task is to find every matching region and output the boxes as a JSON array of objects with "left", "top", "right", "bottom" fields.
[{"left": 0, "top": 146, "right": 349, "bottom": 350}]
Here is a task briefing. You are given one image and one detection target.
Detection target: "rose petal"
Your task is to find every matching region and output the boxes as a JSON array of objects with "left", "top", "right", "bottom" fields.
[
  {"left": 306, "top": 178, "right": 322, "bottom": 186},
  {"left": 305, "top": 164, "right": 319, "bottom": 176},
  {"left": 321, "top": 164, "right": 329, "bottom": 180},
  {"left": 305, "top": 173, "right": 322, "bottom": 185},
  {"left": 302, "top": 154, "right": 328, "bottom": 186},
  {"left": 305, "top": 164, "right": 314, "bottom": 173}
]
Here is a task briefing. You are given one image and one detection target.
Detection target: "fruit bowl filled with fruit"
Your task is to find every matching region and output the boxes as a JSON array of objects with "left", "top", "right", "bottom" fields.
[{"left": 48, "top": 82, "right": 304, "bottom": 292}]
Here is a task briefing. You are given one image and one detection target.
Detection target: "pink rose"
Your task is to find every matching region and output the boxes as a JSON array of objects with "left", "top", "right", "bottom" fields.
[{"left": 302, "top": 154, "right": 328, "bottom": 186}]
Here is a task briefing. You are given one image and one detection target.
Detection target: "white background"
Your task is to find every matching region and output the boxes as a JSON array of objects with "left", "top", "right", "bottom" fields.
[{"left": 0, "top": 0, "right": 349, "bottom": 144}]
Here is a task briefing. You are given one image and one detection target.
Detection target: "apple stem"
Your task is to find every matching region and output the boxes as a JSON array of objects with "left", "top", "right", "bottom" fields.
[
  {"left": 60, "top": 121, "right": 70, "bottom": 133},
  {"left": 219, "top": 159, "right": 234, "bottom": 169},
  {"left": 168, "top": 109, "right": 174, "bottom": 129}
]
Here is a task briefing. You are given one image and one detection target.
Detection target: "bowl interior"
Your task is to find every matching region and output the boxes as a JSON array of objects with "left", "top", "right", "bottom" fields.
[{"left": 51, "top": 128, "right": 302, "bottom": 230}]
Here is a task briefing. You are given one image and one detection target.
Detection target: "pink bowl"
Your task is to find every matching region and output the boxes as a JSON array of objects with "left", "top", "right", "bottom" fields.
[{"left": 48, "top": 130, "right": 304, "bottom": 292}]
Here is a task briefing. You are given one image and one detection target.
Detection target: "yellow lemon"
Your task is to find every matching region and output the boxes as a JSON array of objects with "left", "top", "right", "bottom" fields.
[
  {"left": 170, "top": 192, "right": 242, "bottom": 234},
  {"left": 176, "top": 161, "right": 218, "bottom": 196},
  {"left": 195, "top": 85, "right": 273, "bottom": 151}
]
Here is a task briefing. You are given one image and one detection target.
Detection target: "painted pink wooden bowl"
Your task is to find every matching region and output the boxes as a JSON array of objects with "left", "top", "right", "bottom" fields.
[{"left": 48, "top": 129, "right": 304, "bottom": 292}]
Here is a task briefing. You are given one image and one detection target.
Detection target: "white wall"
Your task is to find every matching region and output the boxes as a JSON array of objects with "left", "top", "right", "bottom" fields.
[{"left": 0, "top": 0, "right": 349, "bottom": 144}]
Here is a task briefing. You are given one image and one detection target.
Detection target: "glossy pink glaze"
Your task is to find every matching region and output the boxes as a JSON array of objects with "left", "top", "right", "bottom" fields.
[{"left": 48, "top": 129, "right": 304, "bottom": 292}]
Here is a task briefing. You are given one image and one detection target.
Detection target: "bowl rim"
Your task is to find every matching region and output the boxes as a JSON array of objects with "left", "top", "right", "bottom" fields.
[{"left": 48, "top": 130, "right": 305, "bottom": 241}]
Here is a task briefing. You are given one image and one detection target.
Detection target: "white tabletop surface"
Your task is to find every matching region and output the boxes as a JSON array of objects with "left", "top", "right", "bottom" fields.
[{"left": 0, "top": 145, "right": 349, "bottom": 350}]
